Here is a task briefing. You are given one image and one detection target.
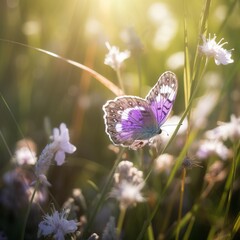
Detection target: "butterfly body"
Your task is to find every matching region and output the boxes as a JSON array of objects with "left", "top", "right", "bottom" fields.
[{"left": 103, "top": 71, "right": 178, "bottom": 149}]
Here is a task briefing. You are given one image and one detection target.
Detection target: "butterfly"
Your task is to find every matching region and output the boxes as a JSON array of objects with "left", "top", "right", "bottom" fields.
[{"left": 102, "top": 71, "right": 178, "bottom": 149}]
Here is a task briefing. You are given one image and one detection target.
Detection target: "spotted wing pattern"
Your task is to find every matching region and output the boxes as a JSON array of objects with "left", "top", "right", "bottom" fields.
[
  {"left": 146, "top": 71, "right": 178, "bottom": 127},
  {"left": 102, "top": 71, "right": 178, "bottom": 149},
  {"left": 103, "top": 96, "right": 158, "bottom": 147}
]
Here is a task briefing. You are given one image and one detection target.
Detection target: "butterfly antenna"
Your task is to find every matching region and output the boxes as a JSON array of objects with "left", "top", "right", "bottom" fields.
[
  {"left": 161, "top": 123, "right": 183, "bottom": 136},
  {"left": 161, "top": 129, "right": 169, "bottom": 136}
]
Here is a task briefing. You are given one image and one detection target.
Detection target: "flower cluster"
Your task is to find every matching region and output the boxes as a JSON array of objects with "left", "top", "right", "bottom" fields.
[
  {"left": 104, "top": 42, "right": 130, "bottom": 71},
  {"left": 196, "top": 115, "right": 239, "bottom": 161},
  {"left": 110, "top": 161, "right": 145, "bottom": 209},
  {"left": 14, "top": 138, "right": 37, "bottom": 165},
  {"left": 199, "top": 34, "right": 233, "bottom": 65},
  {"left": 38, "top": 209, "right": 78, "bottom": 240},
  {"left": 205, "top": 114, "right": 240, "bottom": 142}
]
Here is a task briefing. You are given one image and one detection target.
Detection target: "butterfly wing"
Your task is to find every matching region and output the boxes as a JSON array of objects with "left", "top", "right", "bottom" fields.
[
  {"left": 146, "top": 71, "right": 178, "bottom": 128},
  {"left": 103, "top": 96, "right": 158, "bottom": 147}
]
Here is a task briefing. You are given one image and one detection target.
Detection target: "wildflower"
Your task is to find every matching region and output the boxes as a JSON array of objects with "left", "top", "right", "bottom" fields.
[
  {"left": 110, "top": 180, "right": 145, "bottom": 209},
  {"left": 196, "top": 139, "right": 231, "bottom": 161},
  {"left": 199, "top": 34, "right": 233, "bottom": 65},
  {"left": 14, "top": 138, "right": 37, "bottom": 165},
  {"left": 154, "top": 153, "right": 174, "bottom": 174},
  {"left": 35, "top": 144, "right": 55, "bottom": 183},
  {"left": 14, "top": 147, "right": 37, "bottom": 165},
  {"left": 205, "top": 114, "right": 240, "bottom": 142},
  {"left": 104, "top": 42, "right": 130, "bottom": 71},
  {"left": 38, "top": 209, "right": 78, "bottom": 240},
  {"left": 51, "top": 123, "right": 76, "bottom": 165},
  {"left": 182, "top": 157, "right": 202, "bottom": 169},
  {"left": 110, "top": 161, "right": 145, "bottom": 209},
  {"left": 35, "top": 123, "right": 76, "bottom": 185}
]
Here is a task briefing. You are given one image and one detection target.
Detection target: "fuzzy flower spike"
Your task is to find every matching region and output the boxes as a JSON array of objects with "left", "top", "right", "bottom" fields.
[
  {"left": 35, "top": 123, "right": 76, "bottom": 185},
  {"left": 199, "top": 34, "right": 234, "bottom": 65}
]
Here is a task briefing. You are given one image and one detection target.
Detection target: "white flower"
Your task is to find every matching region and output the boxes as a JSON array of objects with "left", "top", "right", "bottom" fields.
[
  {"left": 38, "top": 209, "right": 78, "bottom": 240},
  {"left": 110, "top": 180, "right": 145, "bottom": 209},
  {"left": 196, "top": 139, "right": 231, "bottom": 161},
  {"left": 205, "top": 114, "right": 240, "bottom": 142},
  {"left": 199, "top": 34, "right": 233, "bottom": 65},
  {"left": 110, "top": 161, "right": 145, "bottom": 209},
  {"left": 51, "top": 123, "right": 76, "bottom": 165},
  {"left": 154, "top": 153, "right": 174, "bottom": 173},
  {"left": 15, "top": 147, "right": 37, "bottom": 165},
  {"left": 104, "top": 42, "right": 130, "bottom": 71}
]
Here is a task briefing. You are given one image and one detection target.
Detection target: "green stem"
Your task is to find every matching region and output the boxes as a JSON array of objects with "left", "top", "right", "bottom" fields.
[
  {"left": 224, "top": 142, "right": 240, "bottom": 224},
  {"left": 20, "top": 181, "right": 39, "bottom": 240},
  {"left": 117, "top": 206, "right": 127, "bottom": 238},
  {"left": 83, "top": 148, "right": 125, "bottom": 237},
  {"left": 136, "top": 56, "right": 142, "bottom": 96},
  {"left": 116, "top": 68, "right": 125, "bottom": 94},
  {"left": 176, "top": 168, "right": 187, "bottom": 240}
]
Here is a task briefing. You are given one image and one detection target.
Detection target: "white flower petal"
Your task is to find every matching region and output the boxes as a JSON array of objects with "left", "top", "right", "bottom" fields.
[{"left": 199, "top": 34, "right": 233, "bottom": 65}]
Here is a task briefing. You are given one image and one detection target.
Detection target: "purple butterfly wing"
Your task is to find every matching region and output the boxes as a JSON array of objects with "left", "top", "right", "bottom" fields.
[
  {"left": 146, "top": 71, "right": 178, "bottom": 127},
  {"left": 103, "top": 96, "right": 158, "bottom": 147}
]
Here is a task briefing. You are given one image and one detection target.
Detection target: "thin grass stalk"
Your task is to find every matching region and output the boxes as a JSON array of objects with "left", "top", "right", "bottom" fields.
[
  {"left": 224, "top": 142, "right": 240, "bottom": 225},
  {"left": 137, "top": 62, "right": 205, "bottom": 238},
  {"left": 176, "top": 168, "right": 187, "bottom": 240},
  {"left": 0, "top": 92, "right": 26, "bottom": 140},
  {"left": 183, "top": 0, "right": 191, "bottom": 110},
  {"left": 0, "top": 39, "right": 123, "bottom": 96},
  {"left": 218, "top": 142, "right": 240, "bottom": 214},
  {"left": 0, "top": 130, "right": 13, "bottom": 159},
  {"left": 147, "top": 225, "right": 155, "bottom": 240},
  {"left": 20, "top": 181, "right": 39, "bottom": 240},
  {"left": 165, "top": 130, "right": 197, "bottom": 191},
  {"left": 137, "top": 130, "right": 196, "bottom": 240},
  {"left": 83, "top": 148, "right": 125, "bottom": 237},
  {"left": 116, "top": 68, "right": 125, "bottom": 94},
  {"left": 199, "top": 0, "right": 211, "bottom": 38},
  {"left": 208, "top": 143, "right": 240, "bottom": 239},
  {"left": 173, "top": 204, "right": 199, "bottom": 238},
  {"left": 207, "top": 227, "right": 216, "bottom": 240},
  {"left": 136, "top": 56, "right": 142, "bottom": 97},
  {"left": 183, "top": 216, "right": 196, "bottom": 240},
  {"left": 230, "top": 212, "right": 240, "bottom": 240},
  {"left": 191, "top": 0, "right": 211, "bottom": 82},
  {"left": 117, "top": 206, "right": 126, "bottom": 239},
  {"left": 217, "top": 0, "right": 238, "bottom": 35}
]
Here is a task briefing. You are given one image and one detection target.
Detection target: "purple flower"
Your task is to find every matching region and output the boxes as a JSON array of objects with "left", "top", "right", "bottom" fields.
[
  {"left": 38, "top": 209, "right": 78, "bottom": 240},
  {"left": 51, "top": 123, "right": 76, "bottom": 165}
]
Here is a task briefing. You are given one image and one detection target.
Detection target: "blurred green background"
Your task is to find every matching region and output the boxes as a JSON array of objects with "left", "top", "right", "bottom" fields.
[{"left": 0, "top": 0, "right": 239, "bottom": 238}]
